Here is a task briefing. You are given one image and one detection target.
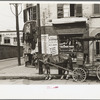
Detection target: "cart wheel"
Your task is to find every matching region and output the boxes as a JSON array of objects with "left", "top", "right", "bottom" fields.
[
  {"left": 72, "top": 68, "right": 87, "bottom": 82},
  {"left": 96, "top": 66, "right": 100, "bottom": 80}
]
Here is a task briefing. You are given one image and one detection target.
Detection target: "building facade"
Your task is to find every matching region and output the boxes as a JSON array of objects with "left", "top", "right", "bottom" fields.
[
  {"left": 0, "top": 31, "right": 23, "bottom": 46},
  {"left": 23, "top": 3, "right": 100, "bottom": 63}
]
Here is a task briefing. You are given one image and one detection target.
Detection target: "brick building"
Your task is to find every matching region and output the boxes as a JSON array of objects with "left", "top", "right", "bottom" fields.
[{"left": 23, "top": 3, "right": 100, "bottom": 63}]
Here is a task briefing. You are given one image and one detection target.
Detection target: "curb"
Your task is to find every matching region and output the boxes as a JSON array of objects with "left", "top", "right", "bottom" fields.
[
  {"left": 0, "top": 75, "right": 45, "bottom": 80},
  {"left": 0, "top": 57, "right": 23, "bottom": 62},
  {"left": 0, "top": 75, "right": 63, "bottom": 80}
]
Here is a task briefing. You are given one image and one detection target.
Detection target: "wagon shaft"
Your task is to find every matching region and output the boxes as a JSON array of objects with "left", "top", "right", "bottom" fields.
[{"left": 39, "top": 60, "right": 71, "bottom": 72}]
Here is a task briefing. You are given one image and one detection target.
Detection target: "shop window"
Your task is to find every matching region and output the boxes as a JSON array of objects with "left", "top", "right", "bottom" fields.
[
  {"left": 94, "top": 4, "right": 100, "bottom": 15},
  {"left": 4, "top": 37, "right": 10, "bottom": 44},
  {"left": 59, "top": 36, "right": 83, "bottom": 53}
]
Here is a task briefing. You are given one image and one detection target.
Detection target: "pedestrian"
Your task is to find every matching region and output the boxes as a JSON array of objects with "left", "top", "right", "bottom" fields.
[{"left": 27, "top": 48, "right": 32, "bottom": 65}]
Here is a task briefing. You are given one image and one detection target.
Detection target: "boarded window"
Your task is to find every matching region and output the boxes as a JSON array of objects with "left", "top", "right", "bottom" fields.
[
  {"left": 57, "top": 4, "right": 64, "bottom": 18},
  {"left": 76, "top": 4, "right": 82, "bottom": 17},
  {"left": 94, "top": 4, "right": 100, "bottom": 14}
]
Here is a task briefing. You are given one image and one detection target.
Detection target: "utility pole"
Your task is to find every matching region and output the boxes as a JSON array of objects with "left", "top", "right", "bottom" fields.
[
  {"left": 37, "top": 4, "right": 43, "bottom": 74},
  {"left": 10, "top": 3, "right": 21, "bottom": 66},
  {"left": 15, "top": 4, "right": 21, "bottom": 66},
  {"left": 37, "top": 4, "right": 42, "bottom": 54}
]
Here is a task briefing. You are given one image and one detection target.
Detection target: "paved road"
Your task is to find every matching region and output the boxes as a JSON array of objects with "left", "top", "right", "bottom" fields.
[
  {"left": 0, "top": 57, "right": 24, "bottom": 70},
  {"left": 0, "top": 76, "right": 100, "bottom": 85}
]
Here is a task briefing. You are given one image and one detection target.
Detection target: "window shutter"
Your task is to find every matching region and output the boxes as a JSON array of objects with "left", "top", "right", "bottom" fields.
[
  {"left": 76, "top": 4, "right": 82, "bottom": 17},
  {"left": 57, "top": 4, "right": 64, "bottom": 18},
  {"left": 23, "top": 9, "right": 27, "bottom": 23},
  {"left": 94, "top": 4, "right": 100, "bottom": 14}
]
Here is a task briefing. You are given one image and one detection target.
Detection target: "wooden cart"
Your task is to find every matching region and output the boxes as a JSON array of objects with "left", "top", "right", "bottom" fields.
[{"left": 72, "top": 37, "right": 100, "bottom": 82}]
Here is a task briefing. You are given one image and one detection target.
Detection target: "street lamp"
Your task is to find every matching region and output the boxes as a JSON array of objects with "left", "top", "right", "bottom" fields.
[{"left": 10, "top": 3, "right": 22, "bottom": 66}]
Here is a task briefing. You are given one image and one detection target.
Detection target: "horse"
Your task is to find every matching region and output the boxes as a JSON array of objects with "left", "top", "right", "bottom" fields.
[{"left": 42, "top": 54, "right": 73, "bottom": 80}]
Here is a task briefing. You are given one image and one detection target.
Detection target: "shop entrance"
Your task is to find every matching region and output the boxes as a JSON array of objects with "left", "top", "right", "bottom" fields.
[{"left": 58, "top": 34, "right": 83, "bottom": 62}]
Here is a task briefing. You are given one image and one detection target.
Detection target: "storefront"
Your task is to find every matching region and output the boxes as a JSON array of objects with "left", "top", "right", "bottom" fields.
[{"left": 52, "top": 17, "right": 89, "bottom": 62}]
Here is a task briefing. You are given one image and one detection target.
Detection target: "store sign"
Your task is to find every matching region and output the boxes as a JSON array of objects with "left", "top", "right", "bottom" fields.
[{"left": 48, "top": 36, "right": 58, "bottom": 55}]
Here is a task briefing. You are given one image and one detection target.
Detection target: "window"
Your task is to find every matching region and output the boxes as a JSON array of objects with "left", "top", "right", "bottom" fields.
[
  {"left": 94, "top": 4, "right": 100, "bottom": 15},
  {"left": 32, "top": 6, "right": 36, "bottom": 20},
  {"left": 75, "top": 4, "right": 82, "bottom": 17},
  {"left": 23, "top": 6, "right": 36, "bottom": 22},
  {"left": 23, "top": 9, "right": 27, "bottom": 23},
  {"left": 13, "top": 37, "right": 17, "bottom": 42},
  {"left": 21, "top": 37, "right": 23, "bottom": 43},
  {"left": 0, "top": 35, "right": 1, "bottom": 42},
  {"left": 57, "top": 4, "right": 82, "bottom": 18},
  {"left": 70, "top": 4, "right": 75, "bottom": 16},
  {"left": 4, "top": 37, "right": 10, "bottom": 44},
  {"left": 57, "top": 4, "right": 64, "bottom": 18}
]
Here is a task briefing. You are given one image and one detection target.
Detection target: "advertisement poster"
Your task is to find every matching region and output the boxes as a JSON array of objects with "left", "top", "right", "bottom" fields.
[{"left": 48, "top": 36, "right": 58, "bottom": 55}]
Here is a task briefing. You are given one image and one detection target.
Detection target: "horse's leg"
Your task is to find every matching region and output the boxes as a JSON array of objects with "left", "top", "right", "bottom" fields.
[
  {"left": 66, "top": 70, "right": 69, "bottom": 80},
  {"left": 44, "top": 64, "right": 49, "bottom": 80},
  {"left": 61, "top": 69, "right": 64, "bottom": 80},
  {"left": 48, "top": 65, "right": 52, "bottom": 80}
]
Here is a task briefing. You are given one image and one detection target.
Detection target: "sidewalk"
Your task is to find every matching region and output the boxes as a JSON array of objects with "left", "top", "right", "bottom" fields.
[{"left": 0, "top": 64, "right": 60, "bottom": 80}]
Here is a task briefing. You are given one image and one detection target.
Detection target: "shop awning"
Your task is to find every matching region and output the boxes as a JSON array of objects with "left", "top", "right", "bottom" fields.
[
  {"left": 52, "top": 17, "right": 87, "bottom": 24},
  {"left": 72, "top": 37, "right": 100, "bottom": 41}
]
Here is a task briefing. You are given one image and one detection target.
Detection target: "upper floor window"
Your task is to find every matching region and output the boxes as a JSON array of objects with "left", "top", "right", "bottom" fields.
[
  {"left": 23, "top": 5, "right": 36, "bottom": 22},
  {"left": 4, "top": 37, "right": 10, "bottom": 44},
  {"left": 57, "top": 4, "right": 64, "bottom": 18},
  {"left": 94, "top": 4, "right": 100, "bottom": 15},
  {"left": 70, "top": 4, "right": 75, "bottom": 17},
  {"left": 57, "top": 4, "right": 82, "bottom": 18}
]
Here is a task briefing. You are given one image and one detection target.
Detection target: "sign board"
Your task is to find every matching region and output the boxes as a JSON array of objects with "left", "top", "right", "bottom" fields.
[
  {"left": 41, "top": 35, "right": 58, "bottom": 55},
  {"left": 48, "top": 36, "right": 58, "bottom": 55}
]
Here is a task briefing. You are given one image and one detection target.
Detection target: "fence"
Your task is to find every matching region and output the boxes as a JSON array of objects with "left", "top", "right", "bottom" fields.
[{"left": 0, "top": 45, "right": 23, "bottom": 60}]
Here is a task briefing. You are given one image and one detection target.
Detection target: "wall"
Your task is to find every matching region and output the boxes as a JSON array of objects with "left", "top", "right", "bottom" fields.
[
  {"left": 40, "top": 4, "right": 57, "bottom": 27},
  {"left": 0, "top": 45, "right": 23, "bottom": 60}
]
